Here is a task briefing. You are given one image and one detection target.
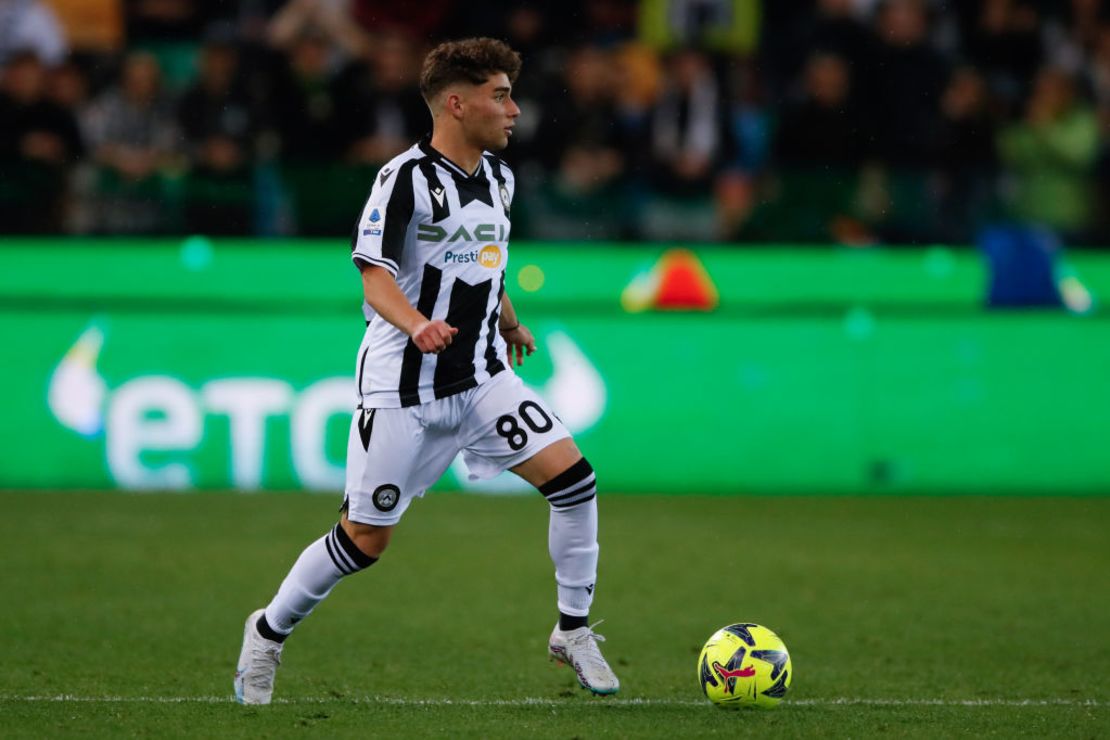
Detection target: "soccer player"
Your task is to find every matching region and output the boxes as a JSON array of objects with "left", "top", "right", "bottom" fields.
[{"left": 234, "top": 38, "right": 619, "bottom": 704}]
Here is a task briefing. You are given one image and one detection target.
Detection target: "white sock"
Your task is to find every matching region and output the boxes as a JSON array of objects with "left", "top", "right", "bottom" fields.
[
  {"left": 549, "top": 496, "right": 599, "bottom": 618},
  {"left": 263, "top": 523, "right": 376, "bottom": 634}
]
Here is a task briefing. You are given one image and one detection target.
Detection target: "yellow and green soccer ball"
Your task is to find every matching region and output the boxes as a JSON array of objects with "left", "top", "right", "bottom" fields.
[{"left": 698, "top": 623, "right": 792, "bottom": 708}]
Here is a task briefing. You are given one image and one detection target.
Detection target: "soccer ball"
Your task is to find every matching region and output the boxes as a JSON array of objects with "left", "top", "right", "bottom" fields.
[{"left": 697, "top": 623, "right": 792, "bottom": 708}]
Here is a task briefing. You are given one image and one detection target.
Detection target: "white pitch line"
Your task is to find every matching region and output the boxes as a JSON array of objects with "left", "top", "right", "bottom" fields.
[
  {"left": 0, "top": 695, "right": 1102, "bottom": 708},
  {"left": 794, "top": 698, "right": 1103, "bottom": 708}
]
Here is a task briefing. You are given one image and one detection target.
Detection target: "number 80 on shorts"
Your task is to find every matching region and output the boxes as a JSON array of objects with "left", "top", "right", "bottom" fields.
[{"left": 495, "top": 400, "right": 554, "bottom": 451}]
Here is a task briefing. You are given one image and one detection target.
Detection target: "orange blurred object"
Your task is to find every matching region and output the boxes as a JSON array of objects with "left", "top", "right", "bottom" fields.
[
  {"left": 654, "top": 248, "right": 719, "bottom": 310},
  {"left": 621, "top": 248, "right": 719, "bottom": 312},
  {"left": 43, "top": 0, "right": 124, "bottom": 54}
]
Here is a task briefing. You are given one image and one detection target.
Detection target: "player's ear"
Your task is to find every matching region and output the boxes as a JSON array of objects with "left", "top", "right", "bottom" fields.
[{"left": 445, "top": 90, "right": 465, "bottom": 119}]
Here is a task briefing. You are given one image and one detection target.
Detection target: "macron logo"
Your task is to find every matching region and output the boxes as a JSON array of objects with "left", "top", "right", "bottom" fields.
[
  {"left": 431, "top": 187, "right": 446, "bottom": 208},
  {"left": 379, "top": 167, "right": 393, "bottom": 186}
]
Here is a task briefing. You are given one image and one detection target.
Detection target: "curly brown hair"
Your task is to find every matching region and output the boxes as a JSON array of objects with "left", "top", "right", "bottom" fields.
[{"left": 419, "top": 38, "right": 522, "bottom": 102}]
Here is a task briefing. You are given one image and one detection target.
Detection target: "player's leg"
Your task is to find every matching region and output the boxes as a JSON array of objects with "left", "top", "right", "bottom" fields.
[
  {"left": 461, "top": 373, "right": 618, "bottom": 694},
  {"left": 258, "top": 516, "right": 391, "bottom": 641},
  {"left": 234, "top": 518, "right": 387, "bottom": 705},
  {"left": 511, "top": 440, "right": 618, "bottom": 695},
  {"left": 235, "top": 406, "right": 434, "bottom": 705},
  {"left": 510, "top": 437, "right": 598, "bottom": 627}
]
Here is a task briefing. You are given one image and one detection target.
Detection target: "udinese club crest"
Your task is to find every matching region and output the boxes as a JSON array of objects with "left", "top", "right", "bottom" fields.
[{"left": 372, "top": 484, "right": 400, "bottom": 512}]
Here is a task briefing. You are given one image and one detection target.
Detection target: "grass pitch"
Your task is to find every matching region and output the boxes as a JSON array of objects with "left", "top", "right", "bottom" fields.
[{"left": 1, "top": 490, "right": 1107, "bottom": 738}]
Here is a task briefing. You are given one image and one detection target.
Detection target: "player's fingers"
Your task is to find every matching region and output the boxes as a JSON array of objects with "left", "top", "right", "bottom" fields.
[
  {"left": 428, "top": 324, "right": 451, "bottom": 344},
  {"left": 449, "top": 326, "right": 459, "bottom": 335},
  {"left": 417, "top": 334, "right": 445, "bottom": 354}
]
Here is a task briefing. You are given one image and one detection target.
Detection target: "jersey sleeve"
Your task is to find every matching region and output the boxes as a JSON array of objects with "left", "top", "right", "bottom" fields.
[{"left": 351, "top": 159, "right": 420, "bottom": 276}]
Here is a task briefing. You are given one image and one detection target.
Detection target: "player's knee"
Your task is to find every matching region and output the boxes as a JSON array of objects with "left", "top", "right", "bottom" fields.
[
  {"left": 538, "top": 457, "right": 597, "bottom": 510},
  {"left": 340, "top": 517, "right": 393, "bottom": 560}
]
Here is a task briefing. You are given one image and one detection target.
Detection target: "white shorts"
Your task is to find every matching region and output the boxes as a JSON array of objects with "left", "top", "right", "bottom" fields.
[{"left": 343, "top": 371, "right": 570, "bottom": 526}]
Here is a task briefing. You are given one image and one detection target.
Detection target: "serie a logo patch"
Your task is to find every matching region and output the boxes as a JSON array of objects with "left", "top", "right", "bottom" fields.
[{"left": 363, "top": 207, "right": 383, "bottom": 237}]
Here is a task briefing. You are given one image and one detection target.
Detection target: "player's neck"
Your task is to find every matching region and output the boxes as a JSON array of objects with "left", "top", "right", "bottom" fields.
[{"left": 429, "top": 129, "right": 482, "bottom": 176}]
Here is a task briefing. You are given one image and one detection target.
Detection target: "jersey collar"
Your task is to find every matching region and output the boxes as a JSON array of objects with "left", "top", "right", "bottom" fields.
[{"left": 418, "top": 135, "right": 485, "bottom": 179}]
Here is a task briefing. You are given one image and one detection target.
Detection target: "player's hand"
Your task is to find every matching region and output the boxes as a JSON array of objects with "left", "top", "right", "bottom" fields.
[
  {"left": 500, "top": 324, "right": 536, "bottom": 367},
  {"left": 411, "top": 319, "right": 458, "bottom": 353}
]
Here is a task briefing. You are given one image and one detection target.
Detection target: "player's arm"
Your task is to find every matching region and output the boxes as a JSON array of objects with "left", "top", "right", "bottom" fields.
[
  {"left": 359, "top": 262, "right": 457, "bottom": 353},
  {"left": 498, "top": 292, "right": 536, "bottom": 367}
]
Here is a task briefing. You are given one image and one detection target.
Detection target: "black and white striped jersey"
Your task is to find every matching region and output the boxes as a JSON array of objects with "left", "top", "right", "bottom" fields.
[{"left": 350, "top": 137, "right": 515, "bottom": 408}]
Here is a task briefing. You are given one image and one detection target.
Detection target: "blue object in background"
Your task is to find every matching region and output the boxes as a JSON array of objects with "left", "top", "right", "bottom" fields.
[{"left": 979, "top": 225, "right": 1063, "bottom": 308}]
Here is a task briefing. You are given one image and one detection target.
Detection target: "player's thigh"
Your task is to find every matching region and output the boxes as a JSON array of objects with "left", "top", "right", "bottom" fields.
[
  {"left": 459, "top": 372, "right": 572, "bottom": 481},
  {"left": 509, "top": 437, "right": 583, "bottom": 489},
  {"left": 344, "top": 407, "right": 458, "bottom": 526}
]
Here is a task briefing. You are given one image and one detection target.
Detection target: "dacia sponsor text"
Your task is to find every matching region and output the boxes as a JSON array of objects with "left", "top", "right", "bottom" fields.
[{"left": 418, "top": 223, "right": 508, "bottom": 242}]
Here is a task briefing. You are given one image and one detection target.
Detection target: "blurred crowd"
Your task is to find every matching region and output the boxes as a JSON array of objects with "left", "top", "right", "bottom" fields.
[{"left": 1, "top": 0, "right": 1109, "bottom": 245}]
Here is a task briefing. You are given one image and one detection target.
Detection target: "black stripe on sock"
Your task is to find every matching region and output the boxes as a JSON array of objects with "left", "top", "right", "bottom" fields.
[
  {"left": 324, "top": 533, "right": 353, "bottom": 575},
  {"left": 548, "top": 489, "right": 596, "bottom": 508},
  {"left": 545, "top": 478, "right": 596, "bottom": 504},
  {"left": 551, "top": 492, "right": 596, "bottom": 510},
  {"left": 333, "top": 521, "right": 378, "bottom": 570},
  {"left": 558, "top": 613, "right": 589, "bottom": 631},
  {"left": 328, "top": 527, "right": 359, "bottom": 574},
  {"left": 538, "top": 458, "right": 594, "bottom": 496},
  {"left": 539, "top": 459, "right": 594, "bottom": 494},
  {"left": 257, "top": 613, "right": 290, "bottom": 643}
]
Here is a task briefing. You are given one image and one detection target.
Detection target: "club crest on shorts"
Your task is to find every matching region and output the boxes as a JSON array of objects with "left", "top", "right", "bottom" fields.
[{"left": 372, "top": 484, "right": 401, "bottom": 512}]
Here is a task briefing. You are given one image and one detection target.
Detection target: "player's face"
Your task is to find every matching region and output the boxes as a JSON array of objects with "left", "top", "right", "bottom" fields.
[{"left": 460, "top": 72, "right": 520, "bottom": 152}]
